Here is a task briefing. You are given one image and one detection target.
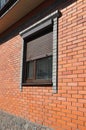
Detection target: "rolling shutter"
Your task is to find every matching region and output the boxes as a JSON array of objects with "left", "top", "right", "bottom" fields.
[{"left": 26, "top": 31, "right": 53, "bottom": 61}]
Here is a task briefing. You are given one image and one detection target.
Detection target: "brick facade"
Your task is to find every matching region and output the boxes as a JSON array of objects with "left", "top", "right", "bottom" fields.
[{"left": 0, "top": 0, "right": 86, "bottom": 130}]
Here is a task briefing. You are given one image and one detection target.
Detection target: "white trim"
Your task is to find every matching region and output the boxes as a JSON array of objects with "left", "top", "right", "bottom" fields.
[
  {"left": 19, "top": 38, "right": 24, "bottom": 91},
  {"left": 52, "top": 18, "right": 57, "bottom": 93}
]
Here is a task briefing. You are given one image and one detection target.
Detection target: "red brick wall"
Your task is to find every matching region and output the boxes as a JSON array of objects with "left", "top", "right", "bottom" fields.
[{"left": 0, "top": 0, "right": 86, "bottom": 130}]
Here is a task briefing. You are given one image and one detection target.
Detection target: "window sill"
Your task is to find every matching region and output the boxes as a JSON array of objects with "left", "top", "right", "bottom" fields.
[{"left": 22, "top": 82, "right": 52, "bottom": 86}]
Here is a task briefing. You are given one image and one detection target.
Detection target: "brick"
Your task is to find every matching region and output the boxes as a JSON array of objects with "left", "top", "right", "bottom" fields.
[
  {"left": 67, "top": 98, "right": 77, "bottom": 102},
  {"left": 61, "top": 108, "right": 71, "bottom": 114},
  {"left": 67, "top": 122, "right": 78, "bottom": 128},
  {"left": 68, "top": 82, "right": 77, "bottom": 87},
  {"left": 72, "top": 94, "right": 83, "bottom": 98},
  {"left": 67, "top": 51, "right": 77, "bottom": 56},
  {"left": 72, "top": 119, "right": 84, "bottom": 125},
  {"left": 78, "top": 99, "right": 86, "bottom": 104},
  {"left": 72, "top": 110, "right": 84, "bottom": 116},
  {"left": 78, "top": 125, "right": 86, "bottom": 130},
  {"left": 68, "top": 90, "right": 77, "bottom": 94},
  {"left": 73, "top": 61, "right": 84, "bottom": 66},
  {"left": 78, "top": 74, "right": 86, "bottom": 78},
  {"left": 62, "top": 94, "right": 71, "bottom": 98},
  {"left": 67, "top": 105, "right": 77, "bottom": 111},
  {"left": 73, "top": 77, "right": 85, "bottom": 82},
  {"left": 78, "top": 90, "right": 86, "bottom": 95},
  {"left": 78, "top": 116, "right": 86, "bottom": 122},
  {"left": 57, "top": 97, "right": 66, "bottom": 101},
  {"left": 78, "top": 82, "right": 86, "bottom": 87},
  {"left": 78, "top": 107, "right": 86, "bottom": 113},
  {"left": 62, "top": 116, "right": 71, "bottom": 122},
  {"left": 73, "top": 69, "right": 83, "bottom": 74}
]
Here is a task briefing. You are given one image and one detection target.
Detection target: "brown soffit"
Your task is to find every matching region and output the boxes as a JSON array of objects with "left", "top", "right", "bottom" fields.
[{"left": 0, "top": 0, "right": 45, "bottom": 34}]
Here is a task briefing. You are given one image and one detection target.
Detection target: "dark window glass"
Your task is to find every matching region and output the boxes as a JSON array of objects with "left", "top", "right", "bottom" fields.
[
  {"left": 26, "top": 61, "right": 34, "bottom": 79},
  {"left": 36, "top": 56, "right": 52, "bottom": 80}
]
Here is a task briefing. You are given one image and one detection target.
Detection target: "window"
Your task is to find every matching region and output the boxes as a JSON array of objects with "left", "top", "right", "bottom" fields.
[
  {"left": 20, "top": 10, "right": 59, "bottom": 93},
  {"left": 23, "top": 25, "right": 53, "bottom": 85},
  {"left": 26, "top": 56, "right": 52, "bottom": 83},
  {"left": 0, "top": 0, "right": 8, "bottom": 9},
  {"left": 36, "top": 56, "right": 52, "bottom": 80},
  {"left": 0, "top": 0, "right": 18, "bottom": 17}
]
